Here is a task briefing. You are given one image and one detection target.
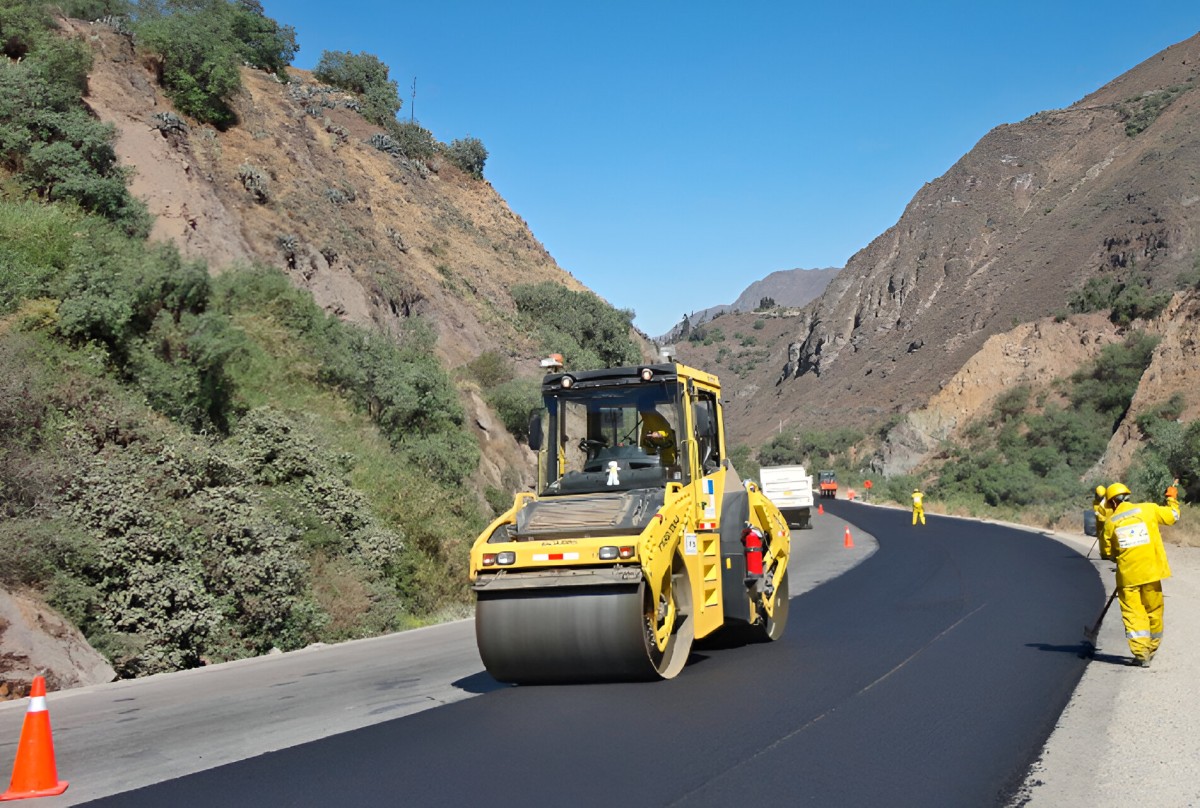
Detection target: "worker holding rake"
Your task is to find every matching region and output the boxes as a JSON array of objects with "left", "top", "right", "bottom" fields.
[{"left": 1099, "top": 480, "right": 1180, "bottom": 667}]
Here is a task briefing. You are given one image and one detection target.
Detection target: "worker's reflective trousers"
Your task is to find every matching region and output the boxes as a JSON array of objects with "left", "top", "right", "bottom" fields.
[
  {"left": 912, "top": 506, "right": 925, "bottom": 526},
  {"left": 1118, "top": 580, "right": 1164, "bottom": 660}
]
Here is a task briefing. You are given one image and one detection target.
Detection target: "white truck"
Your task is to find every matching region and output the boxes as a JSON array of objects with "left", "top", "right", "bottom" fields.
[{"left": 759, "top": 465, "right": 815, "bottom": 530}]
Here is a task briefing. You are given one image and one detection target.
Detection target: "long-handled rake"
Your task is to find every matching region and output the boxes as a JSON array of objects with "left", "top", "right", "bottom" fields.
[{"left": 1083, "top": 589, "right": 1118, "bottom": 648}]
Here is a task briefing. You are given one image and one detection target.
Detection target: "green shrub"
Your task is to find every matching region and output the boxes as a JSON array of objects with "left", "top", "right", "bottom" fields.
[
  {"left": 0, "top": 32, "right": 150, "bottom": 235},
  {"left": 511, "top": 282, "right": 640, "bottom": 369},
  {"left": 882, "top": 474, "right": 922, "bottom": 505},
  {"left": 211, "top": 267, "right": 479, "bottom": 483},
  {"left": 387, "top": 120, "right": 437, "bottom": 159},
  {"left": 1068, "top": 274, "right": 1171, "bottom": 325},
  {"left": 727, "top": 444, "right": 759, "bottom": 482},
  {"left": 58, "top": 0, "right": 132, "bottom": 18},
  {"left": 465, "top": 351, "right": 514, "bottom": 388},
  {"left": 1068, "top": 332, "right": 1159, "bottom": 428},
  {"left": 1131, "top": 417, "right": 1200, "bottom": 502},
  {"left": 1135, "top": 393, "right": 1186, "bottom": 433},
  {"left": 486, "top": 378, "right": 540, "bottom": 440},
  {"left": 688, "top": 325, "right": 725, "bottom": 346},
  {"left": 758, "top": 428, "right": 863, "bottom": 467},
  {"left": 313, "top": 50, "right": 401, "bottom": 129},
  {"left": 0, "top": 199, "right": 80, "bottom": 312},
  {"left": 1119, "top": 82, "right": 1193, "bottom": 137},
  {"left": 992, "top": 385, "right": 1031, "bottom": 422},
  {"left": 1110, "top": 284, "right": 1171, "bottom": 326},
  {"left": 1068, "top": 275, "right": 1121, "bottom": 314},
  {"left": 134, "top": 0, "right": 298, "bottom": 127},
  {"left": 446, "top": 136, "right": 487, "bottom": 178}
]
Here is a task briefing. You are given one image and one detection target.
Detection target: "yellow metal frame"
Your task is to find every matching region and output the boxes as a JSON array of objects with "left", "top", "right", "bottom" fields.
[{"left": 468, "top": 361, "right": 791, "bottom": 638}]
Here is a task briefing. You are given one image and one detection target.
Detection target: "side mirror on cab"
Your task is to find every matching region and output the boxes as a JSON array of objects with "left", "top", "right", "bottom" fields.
[{"left": 527, "top": 412, "right": 543, "bottom": 451}]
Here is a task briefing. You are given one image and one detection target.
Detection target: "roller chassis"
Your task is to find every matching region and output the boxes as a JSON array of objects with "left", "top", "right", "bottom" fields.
[{"left": 470, "top": 361, "right": 791, "bottom": 683}]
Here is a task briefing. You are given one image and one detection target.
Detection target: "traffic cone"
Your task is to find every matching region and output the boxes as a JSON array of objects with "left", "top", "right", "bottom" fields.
[
  {"left": 817, "top": 503, "right": 824, "bottom": 515},
  {"left": 843, "top": 526, "right": 854, "bottom": 548},
  {"left": 1, "top": 676, "right": 68, "bottom": 801}
]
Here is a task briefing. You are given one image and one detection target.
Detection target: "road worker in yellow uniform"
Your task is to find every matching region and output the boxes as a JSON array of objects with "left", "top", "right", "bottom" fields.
[
  {"left": 1100, "top": 481, "right": 1180, "bottom": 667},
  {"left": 911, "top": 488, "right": 925, "bottom": 526},
  {"left": 1093, "top": 485, "right": 1111, "bottom": 554}
]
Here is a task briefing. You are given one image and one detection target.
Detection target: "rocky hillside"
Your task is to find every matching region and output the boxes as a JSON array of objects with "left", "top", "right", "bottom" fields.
[
  {"left": 699, "top": 32, "right": 1200, "bottom": 450},
  {"left": 70, "top": 17, "right": 648, "bottom": 490},
  {"left": 78, "top": 18, "right": 584, "bottom": 367}
]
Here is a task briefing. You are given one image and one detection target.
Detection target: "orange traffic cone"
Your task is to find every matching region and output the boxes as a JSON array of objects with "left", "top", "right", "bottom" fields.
[
  {"left": 1, "top": 676, "right": 68, "bottom": 801},
  {"left": 843, "top": 526, "right": 854, "bottom": 548},
  {"left": 817, "top": 503, "right": 824, "bottom": 515}
]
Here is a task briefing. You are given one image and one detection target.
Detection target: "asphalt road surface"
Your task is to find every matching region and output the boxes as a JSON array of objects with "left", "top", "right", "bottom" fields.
[{"left": 70, "top": 501, "right": 1102, "bottom": 808}]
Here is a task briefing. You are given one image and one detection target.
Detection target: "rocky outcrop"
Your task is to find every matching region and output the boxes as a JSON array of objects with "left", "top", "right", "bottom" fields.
[
  {"left": 0, "top": 588, "right": 115, "bottom": 696},
  {"left": 1094, "top": 292, "right": 1200, "bottom": 478},
  {"left": 878, "top": 314, "right": 1124, "bottom": 475}
]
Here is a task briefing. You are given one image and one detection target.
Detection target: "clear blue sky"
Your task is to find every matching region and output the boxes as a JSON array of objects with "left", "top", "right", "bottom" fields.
[{"left": 259, "top": 1, "right": 1200, "bottom": 337}]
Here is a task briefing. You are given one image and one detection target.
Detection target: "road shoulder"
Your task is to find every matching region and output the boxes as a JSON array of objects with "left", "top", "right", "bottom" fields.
[{"left": 1012, "top": 532, "right": 1200, "bottom": 807}]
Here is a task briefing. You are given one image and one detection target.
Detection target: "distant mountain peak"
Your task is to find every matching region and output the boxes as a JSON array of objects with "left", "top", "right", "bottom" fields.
[{"left": 658, "top": 266, "right": 839, "bottom": 342}]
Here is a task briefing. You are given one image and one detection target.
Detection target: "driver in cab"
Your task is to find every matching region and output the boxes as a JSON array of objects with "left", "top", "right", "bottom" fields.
[{"left": 639, "top": 409, "right": 677, "bottom": 467}]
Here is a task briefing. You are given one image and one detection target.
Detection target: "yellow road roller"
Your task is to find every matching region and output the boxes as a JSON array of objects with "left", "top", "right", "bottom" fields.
[{"left": 470, "top": 360, "right": 791, "bottom": 683}]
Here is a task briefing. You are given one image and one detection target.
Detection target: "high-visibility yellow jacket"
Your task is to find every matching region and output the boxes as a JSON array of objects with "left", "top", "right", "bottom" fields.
[
  {"left": 1101, "top": 499, "right": 1178, "bottom": 588},
  {"left": 912, "top": 491, "right": 924, "bottom": 509},
  {"left": 1093, "top": 495, "right": 1112, "bottom": 557}
]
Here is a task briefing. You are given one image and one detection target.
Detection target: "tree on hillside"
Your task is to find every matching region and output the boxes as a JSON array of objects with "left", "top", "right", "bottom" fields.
[
  {"left": 446, "top": 136, "right": 487, "bottom": 178},
  {"left": 313, "top": 50, "right": 401, "bottom": 130},
  {"left": 133, "top": 0, "right": 298, "bottom": 128}
]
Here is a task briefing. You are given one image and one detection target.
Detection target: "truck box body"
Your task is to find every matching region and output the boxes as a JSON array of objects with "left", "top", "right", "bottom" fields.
[{"left": 759, "top": 465, "right": 814, "bottom": 529}]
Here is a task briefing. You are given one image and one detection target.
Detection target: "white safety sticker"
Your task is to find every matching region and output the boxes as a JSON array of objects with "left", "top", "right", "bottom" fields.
[
  {"left": 684, "top": 533, "right": 698, "bottom": 556},
  {"left": 532, "top": 552, "right": 580, "bottom": 561},
  {"left": 1115, "top": 522, "right": 1151, "bottom": 549}
]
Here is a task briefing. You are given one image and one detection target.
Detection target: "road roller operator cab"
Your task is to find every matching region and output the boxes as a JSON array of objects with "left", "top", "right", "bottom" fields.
[{"left": 469, "top": 361, "right": 792, "bottom": 684}]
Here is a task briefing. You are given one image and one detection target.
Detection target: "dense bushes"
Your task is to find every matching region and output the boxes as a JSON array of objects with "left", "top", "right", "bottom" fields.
[
  {"left": 0, "top": 12, "right": 150, "bottom": 235},
  {"left": 1129, "top": 404, "right": 1200, "bottom": 504},
  {"left": 210, "top": 265, "right": 479, "bottom": 484},
  {"left": 1118, "top": 82, "right": 1194, "bottom": 137},
  {"left": 134, "top": 0, "right": 298, "bottom": 128},
  {"left": 1068, "top": 273, "right": 1172, "bottom": 325},
  {"left": 464, "top": 352, "right": 539, "bottom": 441},
  {"left": 312, "top": 50, "right": 401, "bottom": 129},
  {"left": 934, "top": 333, "right": 1158, "bottom": 509},
  {"left": 1068, "top": 332, "right": 1159, "bottom": 431},
  {"left": 0, "top": 194, "right": 485, "bottom": 675},
  {"left": 757, "top": 428, "right": 862, "bottom": 468},
  {"left": 511, "top": 282, "right": 641, "bottom": 369}
]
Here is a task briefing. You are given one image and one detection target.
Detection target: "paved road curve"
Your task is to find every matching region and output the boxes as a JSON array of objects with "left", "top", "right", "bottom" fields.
[{"left": 77, "top": 502, "right": 1102, "bottom": 807}]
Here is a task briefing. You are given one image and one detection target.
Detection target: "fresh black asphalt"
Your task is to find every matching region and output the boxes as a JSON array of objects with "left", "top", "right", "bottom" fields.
[{"left": 85, "top": 501, "right": 1103, "bottom": 808}]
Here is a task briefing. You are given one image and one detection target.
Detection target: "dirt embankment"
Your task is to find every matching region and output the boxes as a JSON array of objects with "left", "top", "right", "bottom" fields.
[{"left": 0, "top": 588, "right": 114, "bottom": 699}]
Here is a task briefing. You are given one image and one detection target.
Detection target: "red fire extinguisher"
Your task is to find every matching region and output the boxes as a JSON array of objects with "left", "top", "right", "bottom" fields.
[{"left": 742, "top": 525, "right": 764, "bottom": 579}]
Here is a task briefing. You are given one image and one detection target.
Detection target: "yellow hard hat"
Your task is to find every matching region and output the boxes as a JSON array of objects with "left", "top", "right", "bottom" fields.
[
  {"left": 1095, "top": 485, "right": 1106, "bottom": 497},
  {"left": 1105, "top": 482, "right": 1131, "bottom": 501}
]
